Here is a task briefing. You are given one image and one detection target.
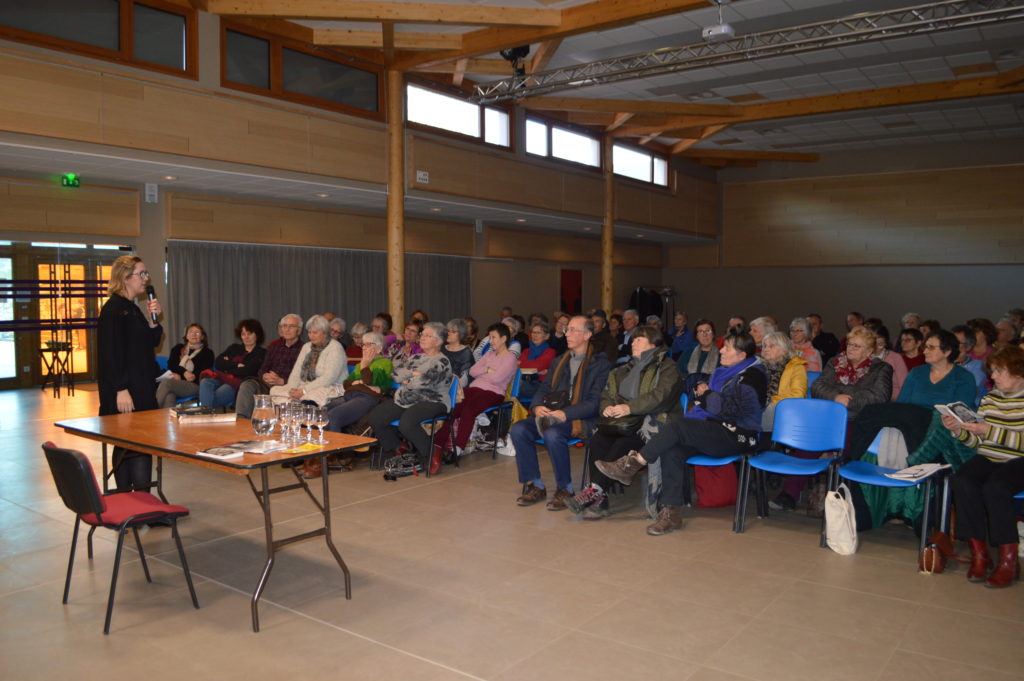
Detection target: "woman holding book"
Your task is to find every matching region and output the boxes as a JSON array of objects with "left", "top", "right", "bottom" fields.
[
  {"left": 155, "top": 323, "right": 214, "bottom": 408},
  {"left": 943, "top": 345, "right": 1024, "bottom": 588}
]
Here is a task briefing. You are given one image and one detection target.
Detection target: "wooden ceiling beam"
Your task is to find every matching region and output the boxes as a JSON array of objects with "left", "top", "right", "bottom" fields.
[
  {"left": 670, "top": 125, "right": 730, "bottom": 154},
  {"left": 677, "top": 149, "right": 820, "bottom": 162},
  {"left": 452, "top": 58, "right": 469, "bottom": 87},
  {"left": 612, "top": 116, "right": 736, "bottom": 137},
  {"left": 606, "top": 112, "right": 634, "bottom": 132},
  {"left": 412, "top": 59, "right": 511, "bottom": 76},
  {"left": 528, "top": 39, "right": 563, "bottom": 74},
  {"left": 393, "top": 0, "right": 725, "bottom": 70},
  {"left": 521, "top": 97, "right": 739, "bottom": 117},
  {"left": 313, "top": 29, "right": 463, "bottom": 50},
  {"left": 996, "top": 65, "right": 1024, "bottom": 89},
  {"left": 205, "top": 0, "right": 562, "bottom": 26}
]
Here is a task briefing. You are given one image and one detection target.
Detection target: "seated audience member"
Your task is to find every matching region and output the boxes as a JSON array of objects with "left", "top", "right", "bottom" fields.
[
  {"left": 235, "top": 314, "right": 304, "bottom": 418},
  {"left": 519, "top": 321, "right": 557, "bottom": 402},
  {"left": 325, "top": 331, "right": 392, "bottom": 435},
  {"left": 716, "top": 315, "right": 746, "bottom": 349},
  {"left": 900, "top": 328, "right": 926, "bottom": 370},
  {"left": 549, "top": 313, "right": 570, "bottom": 355},
  {"left": 788, "top": 317, "right": 822, "bottom": 373},
  {"left": 952, "top": 324, "right": 988, "bottom": 406},
  {"left": 510, "top": 316, "right": 611, "bottom": 510},
  {"left": 511, "top": 314, "right": 530, "bottom": 350},
  {"left": 609, "top": 313, "right": 624, "bottom": 346},
  {"left": 199, "top": 318, "right": 267, "bottom": 408},
  {"left": 901, "top": 312, "right": 922, "bottom": 331},
  {"left": 329, "top": 317, "right": 352, "bottom": 348},
  {"left": 944, "top": 345, "right": 1024, "bottom": 588},
  {"left": 996, "top": 316, "right": 1017, "bottom": 350},
  {"left": 866, "top": 323, "right": 907, "bottom": 399},
  {"left": 967, "top": 317, "right": 998, "bottom": 366},
  {"left": 499, "top": 305, "right": 513, "bottom": 320},
  {"left": 409, "top": 309, "right": 428, "bottom": 324},
  {"left": 367, "top": 322, "right": 454, "bottom": 473},
  {"left": 345, "top": 322, "right": 367, "bottom": 364},
  {"left": 589, "top": 309, "right": 619, "bottom": 365},
  {"left": 441, "top": 318, "right": 474, "bottom": 386},
  {"left": 372, "top": 313, "right": 397, "bottom": 351},
  {"left": 667, "top": 312, "right": 696, "bottom": 359},
  {"left": 677, "top": 319, "right": 719, "bottom": 397},
  {"left": 1006, "top": 309, "right": 1024, "bottom": 336},
  {"left": 568, "top": 326, "right": 682, "bottom": 520},
  {"left": 645, "top": 314, "right": 663, "bottom": 330},
  {"left": 433, "top": 323, "right": 518, "bottom": 465},
  {"left": 386, "top": 320, "right": 423, "bottom": 361},
  {"left": 156, "top": 323, "right": 214, "bottom": 408},
  {"left": 808, "top": 313, "right": 840, "bottom": 363},
  {"left": 463, "top": 316, "right": 479, "bottom": 348},
  {"left": 528, "top": 312, "right": 548, "bottom": 329},
  {"left": 847, "top": 311, "right": 865, "bottom": 331},
  {"left": 269, "top": 314, "right": 346, "bottom": 407},
  {"left": 759, "top": 332, "right": 809, "bottom": 432},
  {"left": 811, "top": 325, "right": 893, "bottom": 421},
  {"left": 597, "top": 332, "right": 766, "bottom": 536},
  {"left": 919, "top": 319, "right": 942, "bottom": 338},
  {"left": 749, "top": 317, "right": 776, "bottom": 351},
  {"left": 618, "top": 309, "right": 640, "bottom": 356}
]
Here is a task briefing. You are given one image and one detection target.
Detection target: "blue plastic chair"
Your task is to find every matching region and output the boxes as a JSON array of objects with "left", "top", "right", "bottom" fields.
[
  {"left": 675, "top": 393, "right": 752, "bottom": 514},
  {"left": 477, "top": 369, "right": 521, "bottom": 460},
  {"left": 838, "top": 431, "right": 951, "bottom": 557},
  {"left": 384, "top": 377, "right": 459, "bottom": 477},
  {"left": 806, "top": 371, "right": 821, "bottom": 396},
  {"left": 155, "top": 356, "right": 169, "bottom": 371},
  {"left": 735, "top": 398, "right": 848, "bottom": 543}
]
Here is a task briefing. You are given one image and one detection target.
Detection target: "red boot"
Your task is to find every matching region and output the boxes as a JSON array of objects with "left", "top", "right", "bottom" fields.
[
  {"left": 967, "top": 538, "right": 992, "bottom": 583},
  {"left": 429, "top": 445, "right": 443, "bottom": 475},
  {"left": 984, "top": 544, "right": 1020, "bottom": 588}
]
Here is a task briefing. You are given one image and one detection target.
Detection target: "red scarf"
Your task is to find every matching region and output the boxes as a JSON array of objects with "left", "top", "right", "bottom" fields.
[{"left": 832, "top": 354, "right": 872, "bottom": 385}]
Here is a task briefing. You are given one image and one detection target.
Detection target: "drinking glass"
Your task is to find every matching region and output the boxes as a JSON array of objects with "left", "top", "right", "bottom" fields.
[
  {"left": 303, "top": 405, "right": 317, "bottom": 443},
  {"left": 314, "top": 407, "right": 329, "bottom": 444}
]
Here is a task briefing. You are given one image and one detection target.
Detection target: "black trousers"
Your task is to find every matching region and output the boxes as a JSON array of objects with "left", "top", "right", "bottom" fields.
[
  {"left": 951, "top": 455, "right": 1024, "bottom": 545},
  {"left": 112, "top": 446, "right": 152, "bottom": 491},
  {"left": 367, "top": 398, "right": 448, "bottom": 457},
  {"left": 641, "top": 418, "right": 753, "bottom": 507},
  {"left": 587, "top": 431, "right": 644, "bottom": 489}
]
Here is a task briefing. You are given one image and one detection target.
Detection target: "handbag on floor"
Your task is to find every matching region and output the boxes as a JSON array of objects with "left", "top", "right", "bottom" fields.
[{"left": 825, "top": 483, "right": 858, "bottom": 555}]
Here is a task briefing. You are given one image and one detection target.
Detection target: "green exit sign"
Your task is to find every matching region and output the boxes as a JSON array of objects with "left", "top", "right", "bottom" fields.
[{"left": 61, "top": 173, "right": 80, "bottom": 188}]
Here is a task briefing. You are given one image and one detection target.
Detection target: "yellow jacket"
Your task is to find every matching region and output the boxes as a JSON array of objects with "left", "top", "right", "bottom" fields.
[{"left": 771, "top": 356, "right": 808, "bottom": 404}]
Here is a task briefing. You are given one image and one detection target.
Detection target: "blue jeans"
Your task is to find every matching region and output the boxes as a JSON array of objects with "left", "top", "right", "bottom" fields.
[
  {"left": 326, "top": 391, "right": 378, "bottom": 432},
  {"left": 199, "top": 378, "right": 236, "bottom": 408},
  {"left": 510, "top": 417, "right": 576, "bottom": 491}
]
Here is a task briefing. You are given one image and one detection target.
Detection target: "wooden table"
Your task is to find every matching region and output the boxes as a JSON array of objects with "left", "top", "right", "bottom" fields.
[{"left": 55, "top": 409, "right": 377, "bottom": 632}]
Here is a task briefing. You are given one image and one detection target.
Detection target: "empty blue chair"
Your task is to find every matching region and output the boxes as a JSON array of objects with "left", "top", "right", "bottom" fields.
[{"left": 735, "top": 398, "right": 848, "bottom": 543}]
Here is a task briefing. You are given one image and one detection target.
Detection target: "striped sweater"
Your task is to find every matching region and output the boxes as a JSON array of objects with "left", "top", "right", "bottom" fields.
[{"left": 956, "top": 388, "right": 1024, "bottom": 462}]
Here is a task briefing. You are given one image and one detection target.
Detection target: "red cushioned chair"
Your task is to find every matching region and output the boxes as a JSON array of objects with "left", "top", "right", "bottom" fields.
[{"left": 42, "top": 442, "right": 200, "bottom": 634}]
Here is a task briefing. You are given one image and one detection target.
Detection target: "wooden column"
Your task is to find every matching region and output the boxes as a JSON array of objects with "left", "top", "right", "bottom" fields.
[
  {"left": 386, "top": 69, "right": 405, "bottom": 326},
  {"left": 601, "top": 135, "right": 615, "bottom": 313}
]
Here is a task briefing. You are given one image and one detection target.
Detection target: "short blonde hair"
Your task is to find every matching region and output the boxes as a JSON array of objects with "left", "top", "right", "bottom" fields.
[
  {"left": 107, "top": 254, "right": 142, "bottom": 298},
  {"left": 846, "top": 325, "right": 877, "bottom": 351}
]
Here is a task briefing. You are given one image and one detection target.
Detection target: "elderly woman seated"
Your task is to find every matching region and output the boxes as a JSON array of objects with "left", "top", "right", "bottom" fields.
[
  {"left": 811, "top": 325, "right": 893, "bottom": 422},
  {"left": 199, "top": 318, "right": 267, "bottom": 408},
  {"left": 386, "top": 319, "right": 423, "bottom": 361},
  {"left": 345, "top": 321, "right": 367, "bottom": 365},
  {"left": 568, "top": 326, "right": 682, "bottom": 520},
  {"left": 367, "top": 322, "right": 454, "bottom": 474},
  {"left": 518, "top": 321, "right": 557, "bottom": 403},
  {"left": 441, "top": 318, "right": 474, "bottom": 386},
  {"left": 749, "top": 316, "right": 777, "bottom": 350},
  {"left": 788, "top": 317, "right": 822, "bottom": 373},
  {"left": 759, "top": 332, "right": 810, "bottom": 511},
  {"left": 597, "top": 332, "right": 766, "bottom": 535},
  {"left": 329, "top": 317, "right": 352, "bottom": 348},
  {"left": 269, "top": 314, "right": 347, "bottom": 407},
  {"left": 325, "top": 331, "right": 392, "bottom": 434},
  {"left": 677, "top": 319, "right": 719, "bottom": 397},
  {"left": 868, "top": 323, "right": 907, "bottom": 399},
  {"left": 944, "top": 345, "right": 1024, "bottom": 588},
  {"left": 156, "top": 323, "right": 214, "bottom": 408}
]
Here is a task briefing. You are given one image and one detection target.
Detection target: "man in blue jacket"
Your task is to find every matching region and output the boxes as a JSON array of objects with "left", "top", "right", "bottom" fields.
[{"left": 511, "top": 315, "right": 612, "bottom": 510}]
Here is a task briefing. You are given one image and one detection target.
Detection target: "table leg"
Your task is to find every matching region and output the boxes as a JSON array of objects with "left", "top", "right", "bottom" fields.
[
  {"left": 250, "top": 466, "right": 276, "bottom": 633},
  {"left": 156, "top": 458, "right": 167, "bottom": 503},
  {"left": 319, "top": 452, "right": 351, "bottom": 600}
]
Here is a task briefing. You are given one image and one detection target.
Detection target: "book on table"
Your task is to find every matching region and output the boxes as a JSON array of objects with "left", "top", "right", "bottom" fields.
[
  {"left": 171, "top": 405, "right": 237, "bottom": 424},
  {"left": 196, "top": 440, "right": 289, "bottom": 459}
]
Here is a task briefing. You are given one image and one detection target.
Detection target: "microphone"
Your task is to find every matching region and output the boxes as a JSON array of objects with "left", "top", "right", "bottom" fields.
[{"left": 145, "top": 285, "right": 158, "bottom": 323}]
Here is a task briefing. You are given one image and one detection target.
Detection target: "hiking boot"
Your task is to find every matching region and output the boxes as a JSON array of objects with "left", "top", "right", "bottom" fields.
[
  {"left": 985, "top": 544, "right": 1020, "bottom": 588},
  {"left": 595, "top": 451, "right": 645, "bottom": 486},
  {"left": 646, "top": 506, "right": 683, "bottom": 536},
  {"left": 565, "top": 484, "right": 606, "bottom": 515},
  {"left": 546, "top": 488, "right": 573, "bottom": 511},
  {"left": 516, "top": 483, "right": 547, "bottom": 506},
  {"left": 581, "top": 503, "right": 610, "bottom": 520}
]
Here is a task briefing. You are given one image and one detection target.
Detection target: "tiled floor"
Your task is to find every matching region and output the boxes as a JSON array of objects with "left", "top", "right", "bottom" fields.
[{"left": 3, "top": 387, "right": 1024, "bottom": 681}]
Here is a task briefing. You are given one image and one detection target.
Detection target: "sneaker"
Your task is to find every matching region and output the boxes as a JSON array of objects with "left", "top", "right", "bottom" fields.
[
  {"left": 516, "top": 483, "right": 547, "bottom": 506},
  {"left": 768, "top": 491, "right": 796, "bottom": 511},
  {"left": 646, "top": 506, "right": 683, "bottom": 536},
  {"left": 581, "top": 503, "right": 609, "bottom": 520},
  {"left": 595, "top": 450, "right": 646, "bottom": 486},
  {"left": 565, "top": 484, "right": 606, "bottom": 515},
  {"left": 546, "top": 488, "right": 573, "bottom": 511}
]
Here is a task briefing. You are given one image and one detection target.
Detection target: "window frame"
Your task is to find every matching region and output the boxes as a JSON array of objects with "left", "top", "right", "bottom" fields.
[
  {"left": 404, "top": 79, "right": 514, "bottom": 152},
  {"left": 220, "top": 20, "right": 384, "bottom": 121},
  {"left": 0, "top": 0, "right": 198, "bottom": 79},
  {"left": 611, "top": 142, "right": 671, "bottom": 188},
  {"left": 524, "top": 114, "right": 604, "bottom": 172}
]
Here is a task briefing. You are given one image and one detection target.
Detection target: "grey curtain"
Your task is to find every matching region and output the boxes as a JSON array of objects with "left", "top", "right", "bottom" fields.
[{"left": 166, "top": 240, "right": 470, "bottom": 351}]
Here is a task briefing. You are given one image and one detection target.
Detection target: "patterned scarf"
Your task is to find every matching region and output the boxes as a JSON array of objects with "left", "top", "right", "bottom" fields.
[
  {"left": 833, "top": 353, "right": 872, "bottom": 385},
  {"left": 763, "top": 358, "right": 785, "bottom": 398},
  {"left": 300, "top": 341, "right": 326, "bottom": 383}
]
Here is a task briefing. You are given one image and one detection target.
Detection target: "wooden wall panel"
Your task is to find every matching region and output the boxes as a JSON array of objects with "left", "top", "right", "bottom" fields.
[
  {"left": 486, "top": 226, "right": 661, "bottom": 267},
  {"left": 0, "top": 54, "right": 104, "bottom": 143},
  {"left": 167, "top": 195, "right": 472, "bottom": 255},
  {"left": 0, "top": 180, "right": 138, "bottom": 235},
  {"left": 722, "top": 166, "right": 1024, "bottom": 266},
  {"left": 666, "top": 243, "right": 720, "bottom": 269}
]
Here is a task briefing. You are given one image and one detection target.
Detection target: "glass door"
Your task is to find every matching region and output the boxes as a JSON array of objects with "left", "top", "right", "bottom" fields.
[{"left": 0, "top": 257, "right": 14, "bottom": 383}]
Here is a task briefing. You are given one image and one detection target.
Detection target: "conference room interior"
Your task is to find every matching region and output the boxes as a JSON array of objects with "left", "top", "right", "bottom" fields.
[{"left": 2, "top": 1, "right": 1024, "bottom": 679}]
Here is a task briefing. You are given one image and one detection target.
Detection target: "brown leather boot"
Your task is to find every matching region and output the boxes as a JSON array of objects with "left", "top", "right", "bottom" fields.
[
  {"left": 595, "top": 450, "right": 646, "bottom": 486},
  {"left": 302, "top": 455, "right": 323, "bottom": 479},
  {"left": 429, "top": 445, "right": 443, "bottom": 475},
  {"left": 646, "top": 506, "right": 683, "bottom": 536},
  {"left": 984, "top": 544, "right": 1020, "bottom": 588},
  {"left": 966, "top": 538, "right": 992, "bottom": 583}
]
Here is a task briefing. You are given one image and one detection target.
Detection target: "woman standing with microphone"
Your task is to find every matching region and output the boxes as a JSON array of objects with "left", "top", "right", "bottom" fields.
[{"left": 98, "top": 255, "right": 163, "bottom": 491}]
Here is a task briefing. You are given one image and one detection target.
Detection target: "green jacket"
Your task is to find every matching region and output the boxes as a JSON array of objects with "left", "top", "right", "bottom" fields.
[{"left": 600, "top": 347, "right": 683, "bottom": 427}]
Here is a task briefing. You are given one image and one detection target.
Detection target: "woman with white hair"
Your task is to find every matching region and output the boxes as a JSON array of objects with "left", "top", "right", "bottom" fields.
[
  {"left": 325, "top": 332, "right": 392, "bottom": 434},
  {"left": 788, "top": 317, "right": 822, "bottom": 372},
  {"left": 760, "top": 331, "right": 810, "bottom": 510},
  {"left": 269, "top": 314, "right": 346, "bottom": 407},
  {"left": 749, "top": 316, "right": 777, "bottom": 348}
]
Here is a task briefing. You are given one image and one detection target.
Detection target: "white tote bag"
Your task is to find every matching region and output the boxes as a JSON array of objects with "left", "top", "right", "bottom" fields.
[{"left": 825, "top": 483, "right": 858, "bottom": 555}]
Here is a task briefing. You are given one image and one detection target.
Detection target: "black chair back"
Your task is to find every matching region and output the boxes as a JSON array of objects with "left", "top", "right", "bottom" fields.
[{"left": 42, "top": 442, "right": 106, "bottom": 517}]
